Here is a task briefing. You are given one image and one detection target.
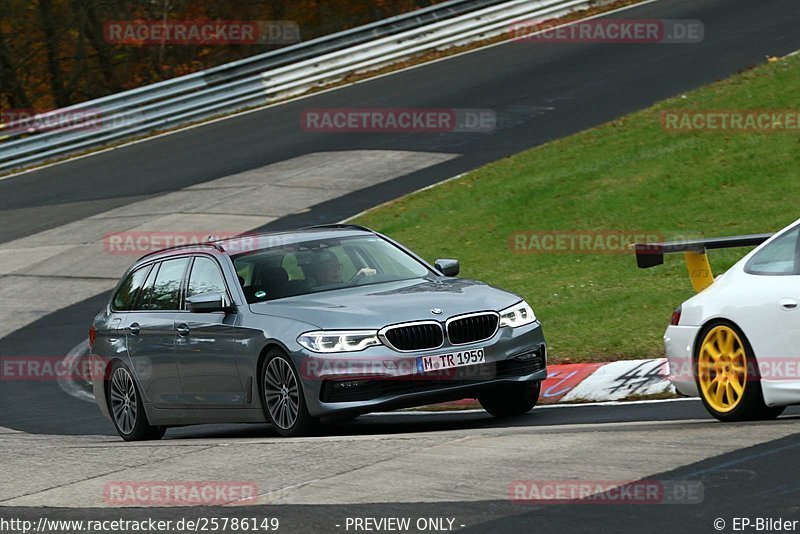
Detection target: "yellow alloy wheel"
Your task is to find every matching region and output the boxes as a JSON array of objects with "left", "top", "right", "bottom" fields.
[{"left": 698, "top": 325, "right": 748, "bottom": 413}]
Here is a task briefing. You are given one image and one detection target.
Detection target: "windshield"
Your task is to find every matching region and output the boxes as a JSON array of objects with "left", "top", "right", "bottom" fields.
[{"left": 232, "top": 235, "right": 431, "bottom": 303}]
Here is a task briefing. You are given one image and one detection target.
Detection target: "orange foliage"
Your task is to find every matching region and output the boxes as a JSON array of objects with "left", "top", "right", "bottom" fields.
[{"left": 0, "top": 0, "right": 444, "bottom": 110}]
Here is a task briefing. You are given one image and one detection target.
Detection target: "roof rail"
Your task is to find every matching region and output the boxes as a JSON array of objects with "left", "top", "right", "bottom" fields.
[
  {"left": 302, "top": 224, "right": 374, "bottom": 232},
  {"left": 137, "top": 241, "right": 225, "bottom": 262}
]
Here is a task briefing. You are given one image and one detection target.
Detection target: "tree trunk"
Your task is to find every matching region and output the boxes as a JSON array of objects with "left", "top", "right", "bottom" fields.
[
  {"left": 37, "top": 0, "right": 70, "bottom": 107},
  {"left": 0, "top": 27, "right": 32, "bottom": 108},
  {"left": 71, "top": 0, "right": 120, "bottom": 93}
]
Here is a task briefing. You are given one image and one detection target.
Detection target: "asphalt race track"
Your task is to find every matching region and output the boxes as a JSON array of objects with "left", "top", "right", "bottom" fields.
[
  {"left": 2, "top": 0, "right": 800, "bottom": 531},
  {"left": 4, "top": 0, "right": 800, "bottom": 244},
  {"left": 3, "top": 403, "right": 800, "bottom": 533},
  {"left": 4, "top": 0, "right": 800, "bottom": 435}
]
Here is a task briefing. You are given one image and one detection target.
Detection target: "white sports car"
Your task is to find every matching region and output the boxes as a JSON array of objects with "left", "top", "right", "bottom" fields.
[{"left": 636, "top": 220, "right": 800, "bottom": 421}]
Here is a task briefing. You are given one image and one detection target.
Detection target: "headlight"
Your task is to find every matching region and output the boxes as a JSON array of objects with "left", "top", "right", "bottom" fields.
[
  {"left": 499, "top": 301, "right": 537, "bottom": 328},
  {"left": 297, "top": 331, "right": 381, "bottom": 353}
]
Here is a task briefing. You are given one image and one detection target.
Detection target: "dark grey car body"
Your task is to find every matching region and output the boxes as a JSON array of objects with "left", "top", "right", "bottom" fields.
[{"left": 92, "top": 226, "right": 547, "bottom": 432}]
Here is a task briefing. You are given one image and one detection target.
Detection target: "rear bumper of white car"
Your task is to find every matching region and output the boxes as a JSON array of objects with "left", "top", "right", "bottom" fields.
[
  {"left": 666, "top": 324, "right": 800, "bottom": 407},
  {"left": 760, "top": 380, "right": 800, "bottom": 407},
  {"left": 664, "top": 325, "right": 701, "bottom": 397}
]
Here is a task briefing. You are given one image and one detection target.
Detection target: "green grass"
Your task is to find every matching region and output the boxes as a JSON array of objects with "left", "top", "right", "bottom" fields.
[{"left": 355, "top": 55, "right": 800, "bottom": 362}]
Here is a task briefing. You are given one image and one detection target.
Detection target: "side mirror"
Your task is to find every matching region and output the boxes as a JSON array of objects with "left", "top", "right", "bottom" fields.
[
  {"left": 186, "top": 292, "right": 233, "bottom": 313},
  {"left": 434, "top": 259, "right": 460, "bottom": 277}
]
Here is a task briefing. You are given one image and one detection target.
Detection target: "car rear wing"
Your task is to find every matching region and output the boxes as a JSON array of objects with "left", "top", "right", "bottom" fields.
[{"left": 633, "top": 234, "right": 773, "bottom": 293}]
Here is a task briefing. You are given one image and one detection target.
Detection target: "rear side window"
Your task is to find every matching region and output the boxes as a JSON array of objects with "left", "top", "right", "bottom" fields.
[
  {"left": 143, "top": 257, "right": 190, "bottom": 310},
  {"left": 138, "top": 263, "right": 159, "bottom": 310},
  {"left": 113, "top": 265, "right": 152, "bottom": 311},
  {"left": 187, "top": 257, "right": 227, "bottom": 298},
  {"left": 746, "top": 226, "right": 800, "bottom": 275}
]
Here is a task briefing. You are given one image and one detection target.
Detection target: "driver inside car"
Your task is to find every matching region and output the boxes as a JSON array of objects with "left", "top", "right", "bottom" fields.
[
  {"left": 301, "top": 249, "right": 376, "bottom": 286},
  {"left": 308, "top": 251, "right": 343, "bottom": 285}
]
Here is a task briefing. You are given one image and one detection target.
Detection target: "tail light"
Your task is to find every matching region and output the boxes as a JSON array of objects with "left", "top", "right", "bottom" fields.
[
  {"left": 670, "top": 306, "right": 682, "bottom": 326},
  {"left": 88, "top": 325, "right": 97, "bottom": 350}
]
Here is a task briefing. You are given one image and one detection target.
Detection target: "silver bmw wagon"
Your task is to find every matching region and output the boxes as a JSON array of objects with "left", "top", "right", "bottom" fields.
[{"left": 91, "top": 225, "right": 547, "bottom": 440}]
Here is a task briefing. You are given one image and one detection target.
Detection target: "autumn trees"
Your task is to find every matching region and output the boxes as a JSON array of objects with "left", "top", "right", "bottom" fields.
[{"left": 0, "top": 0, "right": 439, "bottom": 110}]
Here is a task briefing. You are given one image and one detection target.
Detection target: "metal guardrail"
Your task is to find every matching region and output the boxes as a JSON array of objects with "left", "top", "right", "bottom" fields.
[{"left": 0, "top": 0, "right": 600, "bottom": 173}]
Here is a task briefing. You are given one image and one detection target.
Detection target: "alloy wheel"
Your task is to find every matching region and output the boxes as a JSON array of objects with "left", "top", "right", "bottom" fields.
[
  {"left": 698, "top": 325, "right": 748, "bottom": 413},
  {"left": 110, "top": 367, "right": 138, "bottom": 434},
  {"left": 264, "top": 357, "right": 300, "bottom": 430}
]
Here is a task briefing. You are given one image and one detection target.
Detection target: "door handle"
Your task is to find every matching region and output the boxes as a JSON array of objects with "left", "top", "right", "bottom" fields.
[
  {"left": 128, "top": 323, "right": 140, "bottom": 336},
  {"left": 780, "top": 298, "right": 798, "bottom": 310},
  {"left": 176, "top": 323, "right": 190, "bottom": 337}
]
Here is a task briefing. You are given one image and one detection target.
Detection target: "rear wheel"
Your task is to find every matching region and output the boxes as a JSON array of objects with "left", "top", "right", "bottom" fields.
[
  {"left": 695, "top": 322, "right": 784, "bottom": 422},
  {"left": 107, "top": 361, "right": 165, "bottom": 441},
  {"left": 260, "top": 349, "right": 319, "bottom": 437},
  {"left": 479, "top": 381, "right": 540, "bottom": 418}
]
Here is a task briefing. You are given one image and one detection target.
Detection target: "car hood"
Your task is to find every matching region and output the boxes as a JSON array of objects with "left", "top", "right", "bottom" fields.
[{"left": 248, "top": 277, "right": 522, "bottom": 329}]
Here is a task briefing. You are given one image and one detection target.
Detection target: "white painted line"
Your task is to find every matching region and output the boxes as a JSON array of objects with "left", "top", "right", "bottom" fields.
[
  {"left": 560, "top": 358, "right": 672, "bottom": 402},
  {"left": 365, "top": 397, "right": 698, "bottom": 416},
  {"left": 60, "top": 352, "right": 695, "bottom": 412},
  {"left": 341, "top": 173, "right": 468, "bottom": 223},
  {"left": 57, "top": 340, "right": 95, "bottom": 404},
  {"left": 0, "top": 0, "right": 661, "bottom": 182},
  {"left": 364, "top": 409, "right": 486, "bottom": 416},
  {"left": 538, "top": 397, "right": 696, "bottom": 408}
]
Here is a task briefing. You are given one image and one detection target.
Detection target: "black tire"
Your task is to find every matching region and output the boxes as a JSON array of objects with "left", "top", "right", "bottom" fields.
[
  {"left": 479, "top": 381, "right": 541, "bottom": 418},
  {"left": 107, "top": 361, "right": 165, "bottom": 442},
  {"left": 259, "top": 348, "right": 319, "bottom": 437},
  {"left": 694, "top": 321, "right": 785, "bottom": 422}
]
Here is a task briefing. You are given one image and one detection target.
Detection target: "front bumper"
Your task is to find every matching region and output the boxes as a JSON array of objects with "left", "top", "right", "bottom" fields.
[
  {"left": 296, "top": 321, "right": 547, "bottom": 417},
  {"left": 664, "top": 324, "right": 701, "bottom": 397}
]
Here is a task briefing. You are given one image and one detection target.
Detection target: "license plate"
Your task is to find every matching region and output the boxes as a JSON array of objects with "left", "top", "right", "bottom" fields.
[{"left": 417, "top": 348, "right": 486, "bottom": 373}]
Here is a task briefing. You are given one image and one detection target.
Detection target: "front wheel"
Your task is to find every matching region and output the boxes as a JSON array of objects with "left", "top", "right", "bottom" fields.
[
  {"left": 695, "top": 322, "right": 785, "bottom": 422},
  {"left": 107, "top": 361, "right": 165, "bottom": 442},
  {"left": 260, "top": 349, "right": 319, "bottom": 437},
  {"left": 479, "top": 381, "right": 540, "bottom": 418}
]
